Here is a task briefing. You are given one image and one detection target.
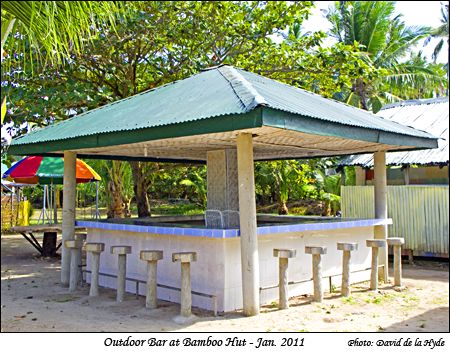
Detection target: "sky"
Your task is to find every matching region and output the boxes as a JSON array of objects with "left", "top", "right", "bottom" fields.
[{"left": 301, "top": 1, "right": 448, "bottom": 63}]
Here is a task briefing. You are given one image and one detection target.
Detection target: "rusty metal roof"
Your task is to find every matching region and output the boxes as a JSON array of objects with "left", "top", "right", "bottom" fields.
[{"left": 339, "top": 97, "right": 449, "bottom": 167}]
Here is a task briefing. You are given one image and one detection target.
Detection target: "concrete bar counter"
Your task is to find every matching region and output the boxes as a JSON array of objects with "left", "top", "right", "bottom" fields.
[{"left": 78, "top": 215, "right": 392, "bottom": 313}]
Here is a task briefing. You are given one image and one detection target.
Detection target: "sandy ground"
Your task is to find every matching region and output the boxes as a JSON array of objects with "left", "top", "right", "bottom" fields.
[{"left": 1, "top": 233, "right": 448, "bottom": 332}]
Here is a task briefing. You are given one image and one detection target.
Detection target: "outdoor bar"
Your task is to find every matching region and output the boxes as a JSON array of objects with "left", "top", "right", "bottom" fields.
[{"left": 8, "top": 66, "right": 438, "bottom": 316}]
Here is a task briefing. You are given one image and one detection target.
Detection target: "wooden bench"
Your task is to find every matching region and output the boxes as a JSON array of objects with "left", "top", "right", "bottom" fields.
[{"left": 10, "top": 225, "right": 85, "bottom": 257}]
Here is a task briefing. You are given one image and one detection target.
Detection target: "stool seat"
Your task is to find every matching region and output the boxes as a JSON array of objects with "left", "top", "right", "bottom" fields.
[
  {"left": 111, "top": 245, "right": 132, "bottom": 255},
  {"left": 273, "top": 249, "right": 296, "bottom": 258},
  {"left": 387, "top": 237, "right": 405, "bottom": 246},
  {"left": 65, "top": 240, "right": 83, "bottom": 249},
  {"left": 172, "top": 252, "right": 197, "bottom": 263},
  {"left": 337, "top": 242, "right": 358, "bottom": 251},
  {"left": 305, "top": 246, "right": 327, "bottom": 255},
  {"left": 140, "top": 250, "right": 163, "bottom": 262},
  {"left": 85, "top": 242, "right": 105, "bottom": 253},
  {"left": 366, "top": 239, "right": 386, "bottom": 248}
]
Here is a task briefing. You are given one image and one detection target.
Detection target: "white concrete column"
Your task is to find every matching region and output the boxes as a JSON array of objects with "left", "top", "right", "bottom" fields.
[
  {"left": 61, "top": 151, "right": 77, "bottom": 286},
  {"left": 374, "top": 151, "right": 388, "bottom": 282},
  {"left": 236, "top": 133, "right": 259, "bottom": 316}
]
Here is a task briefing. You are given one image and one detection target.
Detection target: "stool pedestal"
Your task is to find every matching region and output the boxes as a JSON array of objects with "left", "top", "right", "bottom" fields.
[
  {"left": 172, "top": 252, "right": 197, "bottom": 318},
  {"left": 305, "top": 246, "right": 327, "bottom": 302},
  {"left": 366, "top": 239, "right": 386, "bottom": 290},
  {"left": 273, "top": 249, "right": 296, "bottom": 309},
  {"left": 140, "top": 250, "right": 163, "bottom": 309},
  {"left": 111, "top": 246, "right": 132, "bottom": 302}
]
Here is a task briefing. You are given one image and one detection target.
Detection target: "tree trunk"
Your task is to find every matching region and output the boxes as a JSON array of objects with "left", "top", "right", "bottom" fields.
[
  {"left": 107, "top": 179, "right": 125, "bottom": 218},
  {"left": 278, "top": 201, "right": 288, "bottom": 215},
  {"left": 106, "top": 161, "right": 126, "bottom": 219},
  {"left": 130, "top": 161, "right": 151, "bottom": 218}
]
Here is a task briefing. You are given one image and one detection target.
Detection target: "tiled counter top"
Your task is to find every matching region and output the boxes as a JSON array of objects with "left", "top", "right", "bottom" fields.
[{"left": 76, "top": 218, "right": 392, "bottom": 239}]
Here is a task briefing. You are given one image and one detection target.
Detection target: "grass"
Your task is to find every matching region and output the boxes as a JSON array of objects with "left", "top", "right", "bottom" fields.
[
  {"left": 341, "top": 296, "right": 358, "bottom": 305},
  {"left": 151, "top": 203, "right": 204, "bottom": 216},
  {"left": 28, "top": 202, "right": 204, "bottom": 224}
]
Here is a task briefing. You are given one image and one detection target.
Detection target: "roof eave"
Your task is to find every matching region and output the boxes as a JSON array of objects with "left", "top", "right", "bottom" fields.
[
  {"left": 8, "top": 108, "right": 264, "bottom": 156},
  {"left": 261, "top": 107, "right": 439, "bottom": 151}
]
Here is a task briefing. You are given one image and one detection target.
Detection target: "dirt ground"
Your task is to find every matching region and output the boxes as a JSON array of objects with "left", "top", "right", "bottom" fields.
[{"left": 1, "top": 233, "right": 448, "bottom": 332}]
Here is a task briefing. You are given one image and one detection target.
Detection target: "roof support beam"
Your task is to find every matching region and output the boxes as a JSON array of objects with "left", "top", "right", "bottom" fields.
[
  {"left": 236, "top": 133, "right": 260, "bottom": 316},
  {"left": 61, "top": 151, "right": 77, "bottom": 286},
  {"left": 374, "top": 151, "right": 388, "bottom": 282}
]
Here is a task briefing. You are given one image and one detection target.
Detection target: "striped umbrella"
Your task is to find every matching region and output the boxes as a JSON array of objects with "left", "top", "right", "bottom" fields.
[{"left": 2, "top": 156, "right": 101, "bottom": 184}]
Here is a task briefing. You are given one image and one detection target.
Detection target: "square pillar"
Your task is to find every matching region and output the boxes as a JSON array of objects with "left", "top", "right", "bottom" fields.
[
  {"left": 61, "top": 151, "right": 77, "bottom": 286},
  {"left": 355, "top": 166, "right": 366, "bottom": 186},
  {"left": 236, "top": 133, "right": 259, "bottom": 316},
  {"left": 206, "top": 149, "right": 239, "bottom": 211},
  {"left": 373, "top": 151, "right": 388, "bottom": 282}
]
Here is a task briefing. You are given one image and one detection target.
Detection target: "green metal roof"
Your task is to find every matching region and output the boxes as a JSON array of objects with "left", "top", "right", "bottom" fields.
[{"left": 8, "top": 65, "right": 438, "bottom": 158}]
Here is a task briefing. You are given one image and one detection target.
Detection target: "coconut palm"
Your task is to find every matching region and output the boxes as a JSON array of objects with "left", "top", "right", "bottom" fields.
[
  {"left": 1, "top": 1, "right": 124, "bottom": 63},
  {"left": 327, "top": 1, "right": 446, "bottom": 112},
  {"left": 1, "top": 1, "right": 126, "bottom": 123},
  {"left": 426, "top": 3, "right": 449, "bottom": 63}
]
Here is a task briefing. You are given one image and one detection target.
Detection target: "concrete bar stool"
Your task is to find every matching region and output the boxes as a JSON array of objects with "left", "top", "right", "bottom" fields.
[
  {"left": 305, "top": 246, "right": 327, "bottom": 302},
  {"left": 387, "top": 238, "right": 405, "bottom": 287},
  {"left": 337, "top": 242, "right": 358, "bottom": 297},
  {"left": 111, "top": 245, "right": 132, "bottom": 302},
  {"left": 273, "top": 249, "right": 296, "bottom": 309},
  {"left": 140, "top": 250, "right": 163, "bottom": 309},
  {"left": 366, "top": 239, "right": 386, "bottom": 290},
  {"left": 74, "top": 233, "right": 87, "bottom": 284},
  {"left": 172, "top": 252, "right": 197, "bottom": 319},
  {"left": 65, "top": 239, "right": 84, "bottom": 292},
  {"left": 85, "top": 242, "right": 105, "bottom": 296}
]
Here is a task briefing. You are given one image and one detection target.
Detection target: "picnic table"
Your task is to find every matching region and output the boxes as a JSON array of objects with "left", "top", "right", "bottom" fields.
[{"left": 10, "top": 224, "right": 85, "bottom": 257}]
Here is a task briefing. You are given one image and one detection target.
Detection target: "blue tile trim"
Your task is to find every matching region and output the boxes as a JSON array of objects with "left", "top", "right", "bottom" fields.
[{"left": 75, "top": 218, "right": 392, "bottom": 238}]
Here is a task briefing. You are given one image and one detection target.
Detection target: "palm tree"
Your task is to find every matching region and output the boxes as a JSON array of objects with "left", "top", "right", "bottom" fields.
[
  {"left": 426, "top": 3, "right": 449, "bottom": 63},
  {"left": 1, "top": 1, "right": 124, "bottom": 62},
  {"left": 327, "top": 1, "right": 445, "bottom": 112},
  {"left": 1, "top": 1, "right": 125, "bottom": 123},
  {"left": 425, "top": 2, "right": 449, "bottom": 94}
]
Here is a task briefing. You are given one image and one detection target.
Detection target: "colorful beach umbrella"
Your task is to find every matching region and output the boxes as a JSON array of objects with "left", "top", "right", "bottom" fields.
[{"left": 2, "top": 156, "right": 101, "bottom": 185}]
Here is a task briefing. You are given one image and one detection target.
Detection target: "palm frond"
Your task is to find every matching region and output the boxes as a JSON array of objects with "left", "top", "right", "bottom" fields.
[{"left": 1, "top": 1, "right": 128, "bottom": 65}]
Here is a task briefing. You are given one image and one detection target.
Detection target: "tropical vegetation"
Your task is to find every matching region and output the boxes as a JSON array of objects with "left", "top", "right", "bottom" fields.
[{"left": 2, "top": 1, "right": 448, "bottom": 217}]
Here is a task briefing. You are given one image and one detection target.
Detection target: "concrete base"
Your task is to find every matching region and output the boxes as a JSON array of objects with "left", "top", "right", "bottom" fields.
[
  {"left": 86, "top": 226, "right": 375, "bottom": 312},
  {"left": 173, "top": 314, "right": 197, "bottom": 325}
]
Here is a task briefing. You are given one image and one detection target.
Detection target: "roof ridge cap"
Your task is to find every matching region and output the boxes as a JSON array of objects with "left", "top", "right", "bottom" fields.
[{"left": 217, "top": 66, "right": 266, "bottom": 112}]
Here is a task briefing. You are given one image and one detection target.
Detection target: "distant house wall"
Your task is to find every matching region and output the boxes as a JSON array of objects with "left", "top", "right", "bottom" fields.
[
  {"left": 341, "top": 185, "right": 449, "bottom": 258},
  {"left": 362, "top": 165, "right": 448, "bottom": 186}
]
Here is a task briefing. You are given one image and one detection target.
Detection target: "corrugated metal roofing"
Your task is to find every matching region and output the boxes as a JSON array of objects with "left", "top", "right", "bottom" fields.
[
  {"left": 9, "top": 65, "right": 437, "bottom": 157},
  {"left": 339, "top": 97, "right": 449, "bottom": 166}
]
